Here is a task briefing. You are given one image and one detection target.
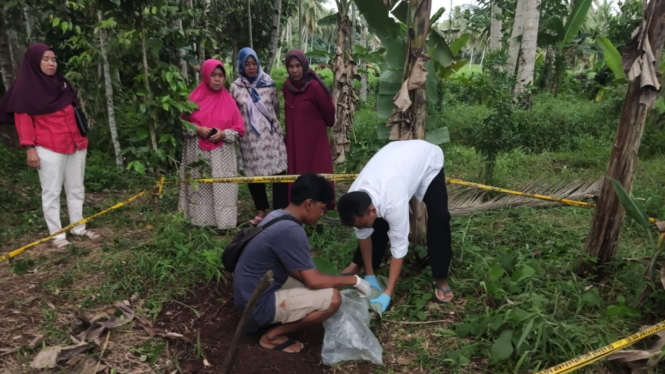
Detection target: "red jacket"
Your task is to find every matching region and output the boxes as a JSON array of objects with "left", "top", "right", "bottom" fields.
[{"left": 15, "top": 105, "right": 88, "bottom": 154}]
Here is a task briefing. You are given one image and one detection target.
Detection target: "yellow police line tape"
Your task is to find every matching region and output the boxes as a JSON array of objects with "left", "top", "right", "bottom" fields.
[
  {"left": 2, "top": 174, "right": 660, "bottom": 264},
  {"left": 535, "top": 321, "right": 665, "bottom": 374},
  {"left": 0, "top": 178, "right": 166, "bottom": 264},
  {"left": 183, "top": 174, "right": 658, "bottom": 223}
]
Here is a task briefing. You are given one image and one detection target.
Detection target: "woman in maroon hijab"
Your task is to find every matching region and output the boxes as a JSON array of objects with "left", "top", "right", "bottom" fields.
[
  {"left": 282, "top": 50, "right": 336, "bottom": 209},
  {"left": 0, "top": 43, "right": 100, "bottom": 249}
]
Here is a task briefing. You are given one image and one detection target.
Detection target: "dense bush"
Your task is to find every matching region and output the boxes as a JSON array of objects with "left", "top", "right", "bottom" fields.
[{"left": 440, "top": 82, "right": 637, "bottom": 155}]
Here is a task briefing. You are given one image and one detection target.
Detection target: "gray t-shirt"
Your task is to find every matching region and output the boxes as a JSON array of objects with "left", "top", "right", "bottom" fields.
[{"left": 233, "top": 210, "right": 316, "bottom": 331}]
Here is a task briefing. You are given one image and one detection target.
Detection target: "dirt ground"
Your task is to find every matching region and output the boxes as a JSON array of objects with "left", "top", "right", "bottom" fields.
[
  {"left": 155, "top": 281, "right": 337, "bottom": 374},
  {"left": 0, "top": 229, "right": 380, "bottom": 374}
]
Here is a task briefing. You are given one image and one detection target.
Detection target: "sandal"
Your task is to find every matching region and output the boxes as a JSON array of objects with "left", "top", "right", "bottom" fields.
[
  {"left": 432, "top": 282, "right": 454, "bottom": 304},
  {"left": 74, "top": 230, "right": 101, "bottom": 240},
  {"left": 249, "top": 216, "right": 264, "bottom": 226},
  {"left": 261, "top": 339, "right": 303, "bottom": 353},
  {"left": 53, "top": 238, "right": 71, "bottom": 249}
]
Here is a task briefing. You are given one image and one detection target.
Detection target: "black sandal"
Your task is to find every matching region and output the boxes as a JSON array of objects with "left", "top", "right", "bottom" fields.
[
  {"left": 259, "top": 339, "right": 303, "bottom": 353},
  {"left": 273, "top": 339, "right": 301, "bottom": 352}
]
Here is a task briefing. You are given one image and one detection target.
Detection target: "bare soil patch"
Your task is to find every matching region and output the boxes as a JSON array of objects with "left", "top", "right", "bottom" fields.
[{"left": 155, "top": 279, "right": 332, "bottom": 374}]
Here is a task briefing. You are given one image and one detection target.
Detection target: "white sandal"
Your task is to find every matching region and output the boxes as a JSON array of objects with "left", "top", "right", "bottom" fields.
[
  {"left": 53, "top": 238, "right": 71, "bottom": 249},
  {"left": 74, "top": 230, "right": 101, "bottom": 240}
]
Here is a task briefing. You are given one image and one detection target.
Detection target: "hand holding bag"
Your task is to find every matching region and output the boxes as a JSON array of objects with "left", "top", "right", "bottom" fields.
[{"left": 74, "top": 106, "right": 88, "bottom": 137}]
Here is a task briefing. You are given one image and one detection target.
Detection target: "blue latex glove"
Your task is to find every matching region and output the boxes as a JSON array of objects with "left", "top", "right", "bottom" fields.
[
  {"left": 364, "top": 275, "right": 382, "bottom": 291},
  {"left": 370, "top": 293, "right": 391, "bottom": 313}
]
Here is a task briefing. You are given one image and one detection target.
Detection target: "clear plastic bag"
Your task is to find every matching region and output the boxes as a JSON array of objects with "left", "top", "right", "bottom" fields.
[{"left": 321, "top": 289, "right": 383, "bottom": 366}]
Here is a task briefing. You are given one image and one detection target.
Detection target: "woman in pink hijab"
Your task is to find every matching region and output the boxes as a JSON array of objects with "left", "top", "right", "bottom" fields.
[{"left": 179, "top": 59, "right": 245, "bottom": 229}]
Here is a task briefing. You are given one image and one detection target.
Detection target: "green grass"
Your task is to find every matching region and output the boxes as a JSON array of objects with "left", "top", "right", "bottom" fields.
[{"left": 2, "top": 95, "right": 665, "bottom": 373}]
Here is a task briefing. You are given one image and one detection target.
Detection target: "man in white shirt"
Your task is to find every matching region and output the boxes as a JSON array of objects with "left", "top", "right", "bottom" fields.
[{"left": 337, "top": 140, "right": 453, "bottom": 312}]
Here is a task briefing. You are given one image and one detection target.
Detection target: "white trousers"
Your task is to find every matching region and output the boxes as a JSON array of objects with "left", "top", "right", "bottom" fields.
[{"left": 36, "top": 147, "right": 87, "bottom": 240}]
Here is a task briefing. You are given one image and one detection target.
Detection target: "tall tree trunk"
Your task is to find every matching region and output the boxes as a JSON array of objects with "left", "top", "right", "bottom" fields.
[
  {"left": 489, "top": 0, "right": 502, "bottom": 51},
  {"left": 332, "top": 6, "right": 357, "bottom": 163},
  {"left": 479, "top": 46, "right": 486, "bottom": 67},
  {"left": 298, "top": 0, "right": 304, "bottom": 50},
  {"left": 6, "top": 29, "right": 21, "bottom": 76},
  {"left": 22, "top": 5, "right": 34, "bottom": 42},
  {"left": 514, "top": 0, "right": 541, "bottom": 99},
  {"left": 303, "top": 32, "right": 308, "bottom": 53},
  {"left": 359, "top": 16, "right": 368, "bottom": 104},
  {"left": 468, "top": 46, "right": 474, "bottom": 69},
  {"left": 140, "top": 21, "right": 159, "bottom": 152},
  {"left": 540, "top": 45, "right": 555, "bottom": 90},
  {"left": 276, "top": 28, "right": 286, "bottom": 70},
  {"left": 198, "top": 0, "right": 209, "bottom": 66},
  {"left": 0, "top": 34, "right": 14, "bottom": 90},
  {"left": 232, "top": 39, "right": 238, "bottom": 76},
  {"left": 409, "top": 0, "right": 433, "bottom": 247},
  {"left": 0, "top": 10, "right": 15, "bottom": 90},
  {"left": 584, "top": 0, "right": 665, "bottom": 267},
  {"left": 286, "top": 19, "right": 291, "bottom": 49},
  {"left": 507, "top": 0, "right": 527, "bottom": 76},
  {"left": 264, "top": 0, "right": 282, "bottom": 74},
  {"left": 175, "top": 18, "right": 189, "bottom": 81},
  {"left": 349, "top": 2, "right": 356, "bottom": 50},
  {"left": 247, "top": 0, "right": 253, "bottom": 49},
  {"left": 98, "top": 11, "right": 123, "bottom": 169}
]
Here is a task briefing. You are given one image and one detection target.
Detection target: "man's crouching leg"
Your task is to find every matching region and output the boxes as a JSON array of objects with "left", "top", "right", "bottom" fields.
[{"left": 260, "top": 288, "right": 342, "bottom": 354}]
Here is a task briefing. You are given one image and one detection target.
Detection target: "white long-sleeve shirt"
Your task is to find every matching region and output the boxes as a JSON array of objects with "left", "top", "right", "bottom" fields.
[{"left": 350, "top": 140, "right": 444, "bottom": 259}]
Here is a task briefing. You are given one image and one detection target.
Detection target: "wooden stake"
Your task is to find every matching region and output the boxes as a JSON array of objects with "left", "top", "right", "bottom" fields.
[{"left": 221, "top": 271, "right": 274, "bottom": 374}]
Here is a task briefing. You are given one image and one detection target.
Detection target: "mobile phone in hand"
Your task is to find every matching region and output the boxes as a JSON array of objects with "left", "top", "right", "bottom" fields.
[{"left": 208, "top": 128, "right": 218, "bottom": 139}]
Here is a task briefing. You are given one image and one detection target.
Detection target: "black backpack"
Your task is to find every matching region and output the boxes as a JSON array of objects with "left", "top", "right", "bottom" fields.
[{"left": 222, "top": 215, "right": 300, "bottom": 272}]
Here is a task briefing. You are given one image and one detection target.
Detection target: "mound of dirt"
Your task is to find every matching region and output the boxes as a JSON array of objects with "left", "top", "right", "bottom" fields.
[{"left": 155, "top": 278, "right": 328, "bottom": 374}]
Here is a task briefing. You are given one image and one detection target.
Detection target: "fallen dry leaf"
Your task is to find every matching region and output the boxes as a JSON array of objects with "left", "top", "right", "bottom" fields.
[
  {"left": 30, "top": 346, "right": 62, "bottom": 369},
  {"left": 608, "top": 330, "right": 665, "bottom": 371},
  {"left": 656, "top": 221, "right": 665, "bottom": 232},
  {"left": 80, "top": 357, "right": 107, "bottom": 374},
  {"left": 203, "top": 358, "right": 211, "bottom": 367},
  {"left": 397, "top": 357, "right": 410, "bottom": 365},
  {"left": 59, "top": 343, "right": 94, "bottom": 361},
  {"left": 72, "top": 301, "right": 135, "bottom": 342}
]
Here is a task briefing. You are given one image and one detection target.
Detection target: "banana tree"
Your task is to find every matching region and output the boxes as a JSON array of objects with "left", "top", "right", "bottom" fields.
[
  {"left": 356, "top": 0, "right": 462, "bottom": 145},
  {"left": 329, "top": 0, "right": 359, "bottom": 163},
  {"left": 357, "top": 0, "right": 464, "bottom": 245},
  {"left": 539, "top": 0, "right": 594, "bottom": 92}
]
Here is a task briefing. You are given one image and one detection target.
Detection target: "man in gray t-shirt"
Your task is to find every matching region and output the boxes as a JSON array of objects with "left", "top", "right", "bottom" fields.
[{"left": 233, "top": 173, "right": 371, "bottom": 354}]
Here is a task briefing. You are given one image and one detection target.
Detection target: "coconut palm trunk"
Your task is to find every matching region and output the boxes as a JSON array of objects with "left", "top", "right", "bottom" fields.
[
  {"left": 507, "top": 0, "right": 527, "bottom": 75},
  {"left": 514, "top": 0, "right": 541, "bottom": 99},
  {"left": 359, "top": 16, "right": 368, "bottom": 104},
  {"left": 98, "top": 11, "right": 123, "bottom": 169},
  {"left": 264, "top": 0, "right": 282, "bottom": 74},
  {"left": 489, "top": 0, "right": 502, "bottom": 51}
]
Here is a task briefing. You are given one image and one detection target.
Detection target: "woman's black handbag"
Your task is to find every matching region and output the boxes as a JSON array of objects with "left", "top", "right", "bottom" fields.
[{"left": 74, "top": 107, "right": 88, "bottom": 137}]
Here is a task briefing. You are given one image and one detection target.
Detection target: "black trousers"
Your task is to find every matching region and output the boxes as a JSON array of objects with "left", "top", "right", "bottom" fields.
[
  {"left": 352, "top": 167, "right": 453, "bottom": 279},
  {"left": 247, "top": 171, "right": 289, "bottom": 211}
]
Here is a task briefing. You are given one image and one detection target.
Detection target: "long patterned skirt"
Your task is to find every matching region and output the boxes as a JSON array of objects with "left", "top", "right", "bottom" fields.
[{"left": 178, "top": 141, "right": 238, "bottom": 229}]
